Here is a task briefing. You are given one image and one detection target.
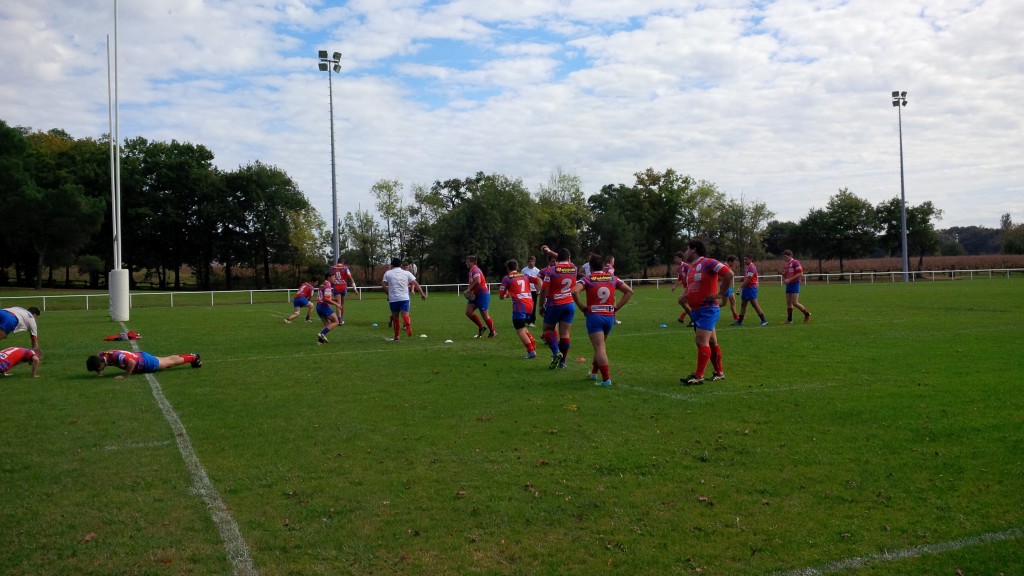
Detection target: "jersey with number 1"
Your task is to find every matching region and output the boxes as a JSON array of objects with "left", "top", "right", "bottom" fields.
[
  {"left": 578, "top": 272, "right": 625, "bottom": 316},
  {"left": 0, "top": 346, "right": 34, "bottom": 372},
  {"left": 743, "top": 263, "right": 759, "bottom": 288},
  {"left": 542, "top": 262, "right": 578, "bottom": 306},
  {"left": 317, "top": 282, "right": 335, "bottom": 304}
]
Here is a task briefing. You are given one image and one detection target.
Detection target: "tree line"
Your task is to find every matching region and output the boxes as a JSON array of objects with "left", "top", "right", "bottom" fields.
[{"left": 2, "top": 119, "right": 1021, "bottom": 290}]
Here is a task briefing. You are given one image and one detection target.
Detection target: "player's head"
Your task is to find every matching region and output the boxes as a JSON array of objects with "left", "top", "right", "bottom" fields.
[
  {"left": 687, "top": 238, "right": 707, "bottom": 257},
  {"left": 86, "top": 355, "right": 103, "bottom": 373},
  {"left": 743, "top": 254, "right": 754, "bottom": 264},
  {"left": 588, "top": 254, "right": 603, "bottom": 273},
  {"left": 506, "top": 259, "right": 519, "bottom": 272},
  {"left": 465, "top": 255, "right": 478, "bottom": 265},
  {"left": 324, "top": 272, "right": 333, "bottom": 280},
  {"left": 604, "top": 254, "right": 615, "bottom": 266},
  {"left": 527, "top": 255, "right": 536, "bottom": 265},
  {"left": 28, "top": 306, "right": 41, "bottom": 317},
  {"left": 781, "top": 249, "right": 794, "bottom": 260},
  {"left": 391, "top": 257, "right": 402, "bottom": 268},
  {"left": 673, "top": 250, "right": 685, "bottom": 264},
  {"left": 557, "top": 248, "right": 571, "bottom": 262},
  {"left": 726, "top": 255, "right": 738, "bottom": 265}
]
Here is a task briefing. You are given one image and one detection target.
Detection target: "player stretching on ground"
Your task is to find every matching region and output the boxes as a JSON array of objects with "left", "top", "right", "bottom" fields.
[
  {"left": 464, "top": 255, "right": 496, "bottom": 338},
  {"left": 330, "top": 259, "right": 358, "bottom": 324},
  {"left": 1, "top": 346, "right": 40, "bottom": 378},
  {"left": 499, "top": 259, "right": 542, "bottom": 359},
  {"left": 572, "top": 254, "right": 633, "bottom": 387},
  {"left": 315, "top": 273, "right": 341, "bottom": 344},
  {"left": 680, "top": 239, "right": 734, "bottom": 386},
  {"left": 0, "top": 306, "right": 41, "bottom": 356},
  {"left": 86, "top": 350, "right": 201, "bottom": 380},
  {"left": 781, "top": 249, "right": 811, "bottom": 324},
  {"left": 538, "top": 245, "right": 578, "bottom": 369},
  {"left": 731, "top": 255, "right": 768, "bottom": 326},
  {"left": 284, "top": 279, "right": 315, "bottom": 323}
]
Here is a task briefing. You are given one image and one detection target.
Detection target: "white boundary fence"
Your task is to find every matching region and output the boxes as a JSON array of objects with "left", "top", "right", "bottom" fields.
[{"left": 2, "top": 268, "right": 1021, "bottom": 312}]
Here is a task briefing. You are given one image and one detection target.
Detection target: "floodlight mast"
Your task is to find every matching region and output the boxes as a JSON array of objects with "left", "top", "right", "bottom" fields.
[
  {"left": 318, "top": 50, "right": 342, "bottom": 265},
  {"left": 892, "top": 90, "right": 909, "bottom": 282}
]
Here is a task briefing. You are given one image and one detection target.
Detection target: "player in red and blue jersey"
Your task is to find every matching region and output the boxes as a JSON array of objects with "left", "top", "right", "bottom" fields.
[
  {"left": 284, "top": 280, "right": 315, "bottom": 323},
  {"left": 572, "top": 254, "right": 633, "bottom": 387},
  {"left": 330, "top": 260, "right": 358, "bottom": 324},
  {"left": 86, "top": 349, "right": 201, "bottom": 379},
  {"left": 499, "top": 259, "right": 542, "bottom": 358},
  {"left": 670, "top": 251, "right": 693, "bottom": 325},
  {"left": 464, "top": 255, "right": 496, "bottom": 338},
  {"left": 1, "top": 346, "right": 40, "bottom": 378},
  {"left": 316, "top": 272, "right": 341, "bottom": 344},
  {"left": 732, "top": 255, "right": 768, "bottom": 326},
  {"left": 781, "top": 249, "right": 811, "bottom": 323},
  {"left": 538, "top": 245, "right": 578, "bottom": 369},
  {"left": 680, "top": 239, "right": 734, "bottom": 386}
]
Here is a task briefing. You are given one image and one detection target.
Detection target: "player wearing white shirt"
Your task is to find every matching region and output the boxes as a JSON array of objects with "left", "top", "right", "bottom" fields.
[
  {"left": 381, "top": 257, "right": 426, "bottom": 341},
  {"left": 0, "top": 306, "right": 41, "bottom": 356}
]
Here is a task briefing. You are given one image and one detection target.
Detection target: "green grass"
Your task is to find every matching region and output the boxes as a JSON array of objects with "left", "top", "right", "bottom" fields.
[{"left": 2, "top": 280, "right": 1022, "bottom": 575}]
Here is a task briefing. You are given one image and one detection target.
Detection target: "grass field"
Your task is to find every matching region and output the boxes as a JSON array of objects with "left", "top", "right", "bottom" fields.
[{"left": 1, "top": 280, "right": 1022, "bottom": 575}]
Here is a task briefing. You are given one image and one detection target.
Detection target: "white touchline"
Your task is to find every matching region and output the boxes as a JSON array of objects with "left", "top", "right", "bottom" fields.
[
  {"left": 773, "top": 525, "right": 1023, "bottom": 576},
  {"left": 126, "top": 326, "right": 258, "bottom": 576}
]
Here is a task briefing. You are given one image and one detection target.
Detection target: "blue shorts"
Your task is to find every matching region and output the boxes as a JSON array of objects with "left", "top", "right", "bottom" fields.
[
  {"left": 785, "top": 282, "right": 801, "bottom": 294},
  {"left": 136, "top": 352, "right": 161, "bottom": 374},
  {"left": 586, "top": 314, "right": 614, "bottom": 336},
  {"left": 741, "top": 287, "right": 758, "bottom": 302},
  {"left": 0, "top": 310, "right": 16, "bottom": 334},
  {"left": 690, "top": 307, "right": 721, "bottom": 331},
  {"left": 292, "top": 296, "right": 310, "bottom": 308},
  {"left": 471, "top": 292, "right": 491, "bottom": 311},
  {"left": 543, "top": 302, "right": 576, "bottom": 326},
  {"left": 389, "top": 300, "right": 410, "bottom": 314},
  {"left": 725, "top": 287, "right": 734, "bottom": 299},
  {"left": 316, "top": 303, "right": 335, "bottom": 319}
]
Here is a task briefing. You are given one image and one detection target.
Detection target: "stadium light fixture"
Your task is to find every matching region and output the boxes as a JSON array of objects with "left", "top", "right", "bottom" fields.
[
  {"left": 318, "top": 50, "right": 343, "bottom": 265},
  {"left": 892, "top": 90, "right": 909, "bottom": 282}
]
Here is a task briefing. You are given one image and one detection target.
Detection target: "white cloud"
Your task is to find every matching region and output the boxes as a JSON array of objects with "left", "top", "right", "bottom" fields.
[{"left": 1, "top": 0, "right": 1021, "bottom": 231}]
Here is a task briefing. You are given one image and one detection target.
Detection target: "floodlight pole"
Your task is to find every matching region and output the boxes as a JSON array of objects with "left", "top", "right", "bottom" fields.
[
  {"left": 892, "top": 90, "right": 909, "bottom": 282},
  {"left": 319, "top": 50, "right": 342, "bottom": 265}
]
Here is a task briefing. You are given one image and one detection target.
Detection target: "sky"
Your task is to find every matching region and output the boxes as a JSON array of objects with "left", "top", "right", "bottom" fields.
[{"left": 1, "top": 0, "right": 1021, "bottom": 229}]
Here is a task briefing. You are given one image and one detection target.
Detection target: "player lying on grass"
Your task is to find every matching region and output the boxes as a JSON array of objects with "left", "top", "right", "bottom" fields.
[
  {"left": 86, "top": 350, "right": 202, "bottom": 380},
  {"left": 1, "top": 346, "right": 40, "bottom": 378}
]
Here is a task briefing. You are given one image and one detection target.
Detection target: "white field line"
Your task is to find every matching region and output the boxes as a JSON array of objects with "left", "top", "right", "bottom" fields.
[
  {"left": 773, "top": 525, "right": 1023, "bottom": 575},
  {"left": 101, "top": 439, "right": 173, "bottom": 451},
  {"left": 125, "top": 326, "right": 257, "bottom": 576}
]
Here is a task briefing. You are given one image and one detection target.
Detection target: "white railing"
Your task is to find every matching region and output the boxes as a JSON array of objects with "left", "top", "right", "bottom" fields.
[{"left": 2, "top": 268, "right": 1021, "bottom": 311}]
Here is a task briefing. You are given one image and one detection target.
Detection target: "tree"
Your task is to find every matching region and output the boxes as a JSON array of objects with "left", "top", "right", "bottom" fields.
[
  {"left": 1002, "top": 215, "right": 1024, "bottom": 254},
  {"left": 799, "top": 189, "right": 878, "bottom": 273},
  {"left": 371, "top": 178, "right": 406, "bottom": 258},
  {"left": 714, "top": 195, "right": 775, "bottom": 261},
  {"left": 763, "top": 220, "right": 800, "bottom": 257},
  {"left": 0, "top": 120, "right": 34, "bottom": 285},
  {"left": 876, "top": 198, "right": 944, "bottom": 267},
  {"left": 222, "top": 161, "right": 310, "bottom": 288},
  {"left": 534, "top": 169, "right": 589, "bottom": 262},
  {"left": 342, "top": 209, "right": 385, "bottom": 283}
]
